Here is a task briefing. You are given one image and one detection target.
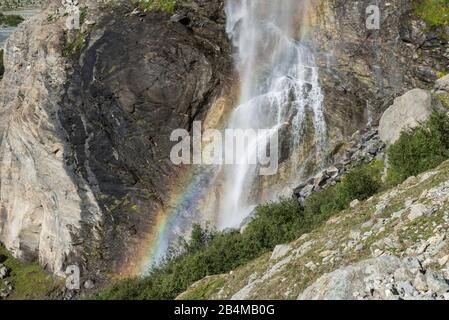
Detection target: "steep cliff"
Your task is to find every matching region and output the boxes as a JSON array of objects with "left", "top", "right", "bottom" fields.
[{"left": 0, "top": 0, "right": 233, "bottom": 283}]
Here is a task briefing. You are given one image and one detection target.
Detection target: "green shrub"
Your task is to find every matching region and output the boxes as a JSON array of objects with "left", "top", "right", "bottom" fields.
[
  {"left": 97, "top": 161, "right": 385, "bottom": 300},
  {"left": 137, "top": 0, "right": 178, "bottom": 12},
  {"left": 415, "top": 0, "right": 449, "bottom": 28},
  {"left": 304, "top": 160, "right": 383, "bottom": 219},
  {"left": 0, "top": 13, "right": 24, "bottom": 27},
  {"left": 339, "top": 160, "right": 383, "bottom": 202},
  {"left": 387, "top": 110, "right": 449, "bottom": 184}
]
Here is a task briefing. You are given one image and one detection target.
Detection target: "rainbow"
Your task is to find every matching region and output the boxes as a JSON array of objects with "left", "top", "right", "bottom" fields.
[
  {"left": 135, "top": 165, "right": 218, "bottom": 275},
  {"left": 129, "top": 0, "right": 318, "bottom": 276}
]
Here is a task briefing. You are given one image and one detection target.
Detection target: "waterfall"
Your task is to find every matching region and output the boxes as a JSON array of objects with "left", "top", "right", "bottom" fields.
[
  {"left": 217, "top": 0, "right": 326, "bottom": 228},
  {"left": 141, "top": 0, "right": 327, "bottom": 271}
]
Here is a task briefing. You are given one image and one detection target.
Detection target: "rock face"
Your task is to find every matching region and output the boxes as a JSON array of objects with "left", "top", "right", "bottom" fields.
[
  {"left": 311, "top": 0, "right": 448, "bottom": 139},
  {"left": 0, "top": 4, "right": 92, "bottom": 276},
  {"left": 0, "top": 0, "right": 232, "bottom": 278},
  {"left": 289, "top": 0, "right": 448, "bottom": 204},
  {"left": 298, "top": 255, "right": 449, "bottom": 300},
  {"left": 379, "top": 89, "right": 433, "bottom": 145},
  {"left": 293, "top": 127, "right": 385, "bottom": 202}
]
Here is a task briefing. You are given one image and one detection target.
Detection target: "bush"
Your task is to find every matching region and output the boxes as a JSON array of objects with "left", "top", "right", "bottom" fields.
[
  {"left": 137, "top": 0, "right": 178, "bottom": 12},
  {"left": 387, "top": 110, "right": 449, "bottom": 184},
  {"left": 339, "top": 160, "right": 383, "bottom": 202},
  {"left": 97, "top": 161, "right": 386, "bottom": 300},
  {"left": 97, "top": 199, "right": 305, "bottom": 300},
  {"left": 415, "top": 0, "right": 449, "bottom": 28},
  {"left": 0, "top": 13, "right": 24, "bottom": 27}
]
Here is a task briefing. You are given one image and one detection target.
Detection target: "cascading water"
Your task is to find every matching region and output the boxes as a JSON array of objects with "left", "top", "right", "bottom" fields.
[
  {"left": 217, "top": 0, "right": 326, "bottom": 228},
  {"left": 141, "top": 0, "right": 327, "bottom": 272}
]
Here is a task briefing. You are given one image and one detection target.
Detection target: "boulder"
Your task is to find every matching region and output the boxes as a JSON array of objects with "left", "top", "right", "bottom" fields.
[
  {"left": 350, "top": 199, "right": 360, "bottom": 208},
  {"left": 408, "top": 203, "right": 429, "bottom": 221},
  {"left": 435, "top": 75, "right": 449, "bottom": 93},
  {"left": 270, "top": 244, "right": 291, "bottom": 261},
  {"left": 413, "top": 273, "right": 428, "bottom": 292},
  {"left": 0, "top": 264, "right": 9, "bottom": 279},
  {"left": 298, "top": 255, "right": 404, "bottom": 300},
  {"left": 379, "top": 89, "right": 433, "bottom": 145},
  {"left": 426, "top": 271, "right": 449, "bottom": 294}
]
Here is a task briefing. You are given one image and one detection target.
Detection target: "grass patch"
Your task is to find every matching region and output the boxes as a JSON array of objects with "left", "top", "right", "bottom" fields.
[
  {"left": 0, "top": 244, "right": 60, "bottom": 300},
  {"left": 387, "top": 110, "right": 449, "bottom": 184},
  {"left": 136, "top": 0, "right": 178, "bottom": 12},
  {"left": 415, "top": 0, "right": 449, "bottom": 28},
  {"left": 0, "top": 13, "right": 24, "bottom": 27}
]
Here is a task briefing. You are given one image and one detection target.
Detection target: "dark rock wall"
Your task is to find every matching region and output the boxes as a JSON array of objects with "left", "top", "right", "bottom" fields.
[
  {"left": 311, "top": 0, "right": 449, "bottom": 141},
  {"left": 60, "top": 0, "right": 233, "bottom": 275}
]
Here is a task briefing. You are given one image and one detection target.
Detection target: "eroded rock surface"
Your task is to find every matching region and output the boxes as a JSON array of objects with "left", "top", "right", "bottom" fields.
[{"left": 0, "top": 0, "right": 232, "bottom": 279}]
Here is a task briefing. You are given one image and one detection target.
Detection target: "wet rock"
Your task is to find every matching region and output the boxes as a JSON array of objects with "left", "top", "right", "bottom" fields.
[
  {"left": 83, "top": 279, "right": 95, "bottom": 290},
  {"left": 170, "top": 14, "right": 191, "bottom": 25}
]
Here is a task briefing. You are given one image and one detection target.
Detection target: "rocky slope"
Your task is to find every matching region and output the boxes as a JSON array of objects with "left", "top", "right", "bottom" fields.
[
  {"left": 310, "top": 0, "right": 448, "bottom": 139},
  {"left": 179, "top": 75, "right": 449, "bottom": 300},
  {"left": 179, "top": 159, "right": 449, "bottom": 300}
]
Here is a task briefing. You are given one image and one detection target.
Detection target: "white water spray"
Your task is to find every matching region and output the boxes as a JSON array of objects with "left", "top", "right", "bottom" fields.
[
  {"left": 141, "top": 0, "right": 328, "bottom": 271},
  {"left": 217, "top": 0, "right": 326, "bottom": 228}
]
